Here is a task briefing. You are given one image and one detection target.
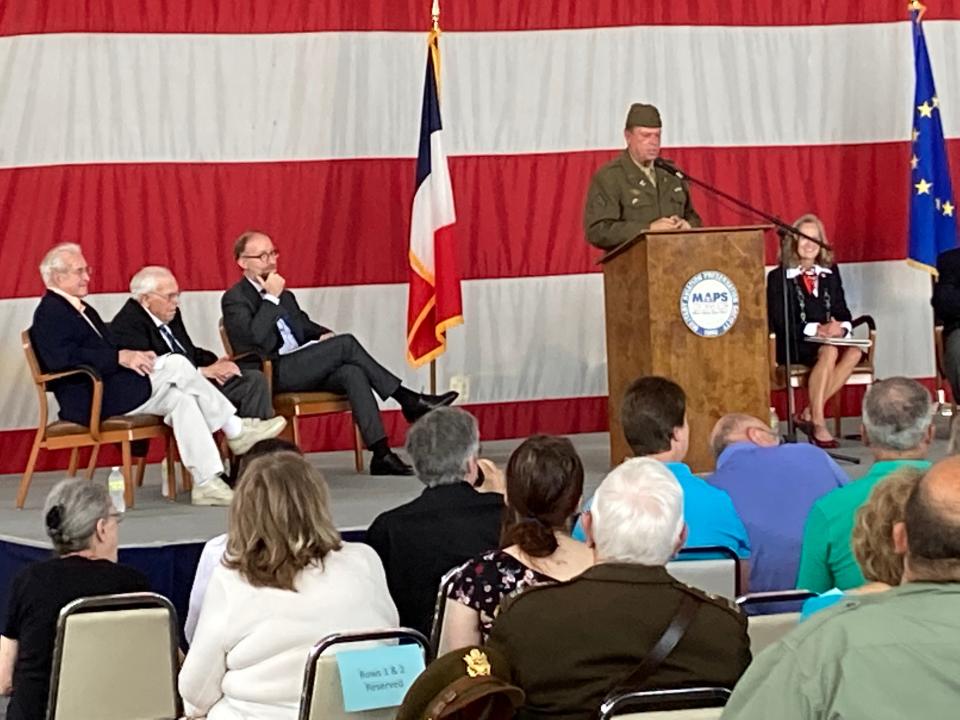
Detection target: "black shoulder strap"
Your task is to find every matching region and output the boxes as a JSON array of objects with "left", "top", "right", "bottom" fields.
[{"left": 605, "top": 594, "right": 700, "bottom": 698}]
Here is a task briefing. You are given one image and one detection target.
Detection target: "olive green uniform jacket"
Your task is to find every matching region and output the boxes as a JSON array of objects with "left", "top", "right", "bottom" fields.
[
  {"left": 584, "top": 150, "right": 702, "bottom": 249},
  {"left": 721, "top": 582, "right": 960, "bottom": 720},
  {"left": 487, "top": 563, "right": 750, "bottom": 720}
]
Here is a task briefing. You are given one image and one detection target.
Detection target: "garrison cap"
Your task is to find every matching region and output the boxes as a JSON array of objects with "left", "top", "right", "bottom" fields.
[
  {"left": 395, "top": 646, "right": 524, "bottom": 720},
  {"left": 625, "top": 103, "right": 662, "bottom": 129}
]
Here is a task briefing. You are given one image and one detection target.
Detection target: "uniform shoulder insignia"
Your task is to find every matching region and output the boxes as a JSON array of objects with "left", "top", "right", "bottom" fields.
[{"left": 675, "top": 581, "right": 739, "bottom": 613}]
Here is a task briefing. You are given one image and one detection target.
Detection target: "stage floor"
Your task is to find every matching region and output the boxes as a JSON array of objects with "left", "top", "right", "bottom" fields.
[{"left": 0, "top": 423, "right": 904, "bottom": 549}]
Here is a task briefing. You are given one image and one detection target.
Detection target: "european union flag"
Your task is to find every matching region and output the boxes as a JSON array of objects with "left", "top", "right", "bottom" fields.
[{"left": 908, "top": 1, "right": 957, "bottom": 273}]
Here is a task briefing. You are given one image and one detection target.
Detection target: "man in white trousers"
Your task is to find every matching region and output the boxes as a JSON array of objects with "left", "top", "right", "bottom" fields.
[{"left": 31, "top": 243, "right": 286, "bottom": 506}]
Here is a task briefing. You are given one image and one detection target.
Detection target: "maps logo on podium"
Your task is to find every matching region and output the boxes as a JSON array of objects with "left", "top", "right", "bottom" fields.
[{"left": 679, "top": 271, "right": 740, "bottom": 337}]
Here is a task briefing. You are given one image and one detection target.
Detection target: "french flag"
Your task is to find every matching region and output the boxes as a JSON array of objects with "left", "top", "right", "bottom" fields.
[{"left": 406, "top": 24, "right": 463, "bottom": 368}]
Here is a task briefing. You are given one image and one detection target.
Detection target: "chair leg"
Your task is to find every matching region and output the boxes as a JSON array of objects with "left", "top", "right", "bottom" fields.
[
  {"left": 290, "top": 416, "right": 301, "bottom": 448},
  {"left": 121, "top": 440, "right": 135, "bottom": 510},
  {"left": 85, "top": 445, "right": 100, "bottom": 480},
  {"left": 353, "top": 423, "right": 364, "bottom": 472},
  {"left": 165, "top": 434, "right": 178, "bottom": 500},
  {"left": 16, "top": 432, "right": 44, "bottom": 509},
  {"left": 176, "top": 443, "right": 193, "bottom": 493},
  {"left": 67, "top": 448, "right": 80, "bottom": 476},
  {"left": 833, "top": 393, "right": 842, "bottom": 438},
  {"left": 135, "top": 456, "right": 147, "bottom": 487}
]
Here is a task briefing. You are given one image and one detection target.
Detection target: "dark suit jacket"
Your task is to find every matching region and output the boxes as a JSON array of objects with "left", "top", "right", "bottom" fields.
[
  {"left": 488, "top": 564, "right": 751, "bottom": 720},
  {"left": 767, "top": 264, "right": 853, "bottom": 365},
  {"left": 31, "top": 291, "right": 151, "bottom": 425},
  {"left": 365, "top": 483, "right": 504, "bottom": 636},
  {"left": 221, "top": 278, "right": 330, "bottom": 361},
  {"left": 933, "top": 247, "right": 960, "bottom": 336},
  {"left": 110, "top": 299, "right": 217, "bottom": 369}
]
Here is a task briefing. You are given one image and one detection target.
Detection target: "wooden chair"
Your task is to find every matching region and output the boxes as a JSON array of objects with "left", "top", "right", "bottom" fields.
[
  {"left": 219, "top": 320, "right": 364, "bottom": 471},
  {"left": 19, "top": 329, "right": 177, "bottom": 510},
  {"left": 769, "top": 315, "right": 877, "bottom": 437}
]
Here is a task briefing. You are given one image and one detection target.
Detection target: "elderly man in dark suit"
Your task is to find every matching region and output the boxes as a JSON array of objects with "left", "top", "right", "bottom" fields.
[
  {"left": 221, "top": 230, "right": 457, "bottom": 476},
  {"left": 31, "top": 243, "right": 285, "bottom": 506},
  {"left": 111, "top": 266, "right": 273, "bottom": 420}
]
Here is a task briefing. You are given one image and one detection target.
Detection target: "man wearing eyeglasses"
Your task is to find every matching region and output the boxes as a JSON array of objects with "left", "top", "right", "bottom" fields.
[
  {"left": 111, "top": 266, "right": 274, "bottom": 420},
  {"left": 221, "top": 230, "right": 458, "bottom": 476},
  {"left": 31, "top": 243, "right": 287, "bottom": 506}
]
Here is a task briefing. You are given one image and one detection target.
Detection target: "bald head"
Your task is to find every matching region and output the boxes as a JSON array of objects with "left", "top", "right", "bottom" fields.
[
  {"left": 897, "top": 456, "right": 960, "bottom": 582},
  {"left": 709, "top": 413, "right": 777, "bottom": 459}
]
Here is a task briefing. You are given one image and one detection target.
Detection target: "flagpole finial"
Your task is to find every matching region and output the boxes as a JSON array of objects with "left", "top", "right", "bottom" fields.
[
  {"left": 432, "top": 0, "right": 441, "bottom": 31},
  {"left": 909, "top": 0, "right": 927, "bottom": 21}
]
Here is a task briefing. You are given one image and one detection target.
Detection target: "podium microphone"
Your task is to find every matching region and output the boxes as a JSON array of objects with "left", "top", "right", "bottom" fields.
[{"left": 654, "top": 157, "right": 684, "bottom": 178}]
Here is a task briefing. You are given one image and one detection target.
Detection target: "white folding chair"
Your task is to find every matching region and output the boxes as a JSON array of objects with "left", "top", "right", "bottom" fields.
[
  {"left": 735, "top": 590, "right": 816, "bottom": 655},
  {"left": 47, "top": 592, "right": 181, "bottom": 720},
  {"left": 599, "top": 687, "right": 731, "bottom": 720},
  {"left": 428, "top": 558, "right": 473, "bottom": 656},
  {"left": 298, "top": 628, "right": 431, "bottom": 720},
  {"left": 666, "top": 546, "right": 742, "bottom": 600}
]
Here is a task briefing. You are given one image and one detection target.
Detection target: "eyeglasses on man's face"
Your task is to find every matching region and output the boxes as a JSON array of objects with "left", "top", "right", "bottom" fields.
[
  {"left": 148, "top": 291, "right": 180, "bottom": 302},
  {"left": 242, "top": 250, "right": 280, "bottom": 263}
]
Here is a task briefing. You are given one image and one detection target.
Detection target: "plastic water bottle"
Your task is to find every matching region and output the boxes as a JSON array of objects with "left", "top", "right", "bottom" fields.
[{"left": 107, "top": 466, "right": 126, "bottom": 514}]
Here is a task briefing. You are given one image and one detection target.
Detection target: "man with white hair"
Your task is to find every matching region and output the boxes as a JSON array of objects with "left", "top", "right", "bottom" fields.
[
  {"left": 488, "top": 458, "right": 751, "bottom": 720},
  {"left": 30, "top": 243, "right": 286, "bottom": 506},
  {"left": 797, "top": 377, "right": 933, "bottom": 592},
  {"left": 111, "top": 265, "right": 273, "bottom": 419}
]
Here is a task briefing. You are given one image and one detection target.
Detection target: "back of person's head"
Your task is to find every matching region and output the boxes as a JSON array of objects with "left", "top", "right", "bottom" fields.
[
  {"left": 500, "top": 435, "right": 584, "bottom": 558},
  {"left": 235, "top": 437, "right": 302, "bottom": 479},
  {"left": 709, "top": 413, "right": 774, "bottom": 458},
  {"left": 621, "top": 376, "right": 686, "bottom": 457},
  {"left": 43, "top": 477, "right": 113, "bottom": 556},
  {"left": 589, "top": 457, "right": 684, "bottom": 565},
  {"left": 405, "top": 407, "right": 479, "bottom": 487},
  {"left": 862, "top": 377, "right": 933, "bottom": 453},
  {"left": 899, "top": 457, "right": 960, "bottom": 582},
  {"left": 852, "top": 466, "right": 925, "bottom": 586},
  {"left": 224, "top": 451, "right": 341, "bottom": 590}
]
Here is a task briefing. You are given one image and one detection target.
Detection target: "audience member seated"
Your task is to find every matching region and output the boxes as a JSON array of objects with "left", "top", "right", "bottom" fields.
[
  {"left": 573, "top": 376, "right": 750, "bottom": 559},
  {"left": 31, "top": 243, "right": 285, "bottom": 506},
  {"left": 180, "top": 452, "right": 397, "bottom": 719},
  {"left": 707, "top": 413, "right": 847, "bottom": 592},
  {"left": 489, "top": 458, "right": 751, "bottom": 720},
  {"left": 184, "top": 437, "right": 302, "bottom": 645},
  {"left": 440, "top": 435, "right": 593, "bottom": 651},
  {"left": 797, "top": 377, "right": 933, "bottom": 592},
  {"left": 722, "top": 457, "right": 960, "bottom": 719},
  {"left": 366, "top": 407, "right": 505, "bottom": 636},
  {"left": 767, "top": 213, "right": 864, "bottom": 448},
  {"left": 0, "top": 478, "right": 150, "bottom": 720},
  {"left": 800, "top": 466, "right": 924, "bottom": 620}
]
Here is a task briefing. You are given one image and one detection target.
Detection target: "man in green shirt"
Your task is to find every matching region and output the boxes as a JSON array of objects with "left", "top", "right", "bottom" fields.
[
  {"left": 583, "top": 103, "right": 701, "bottom": 250},
  {"left": 796, "top": 377, "right": 934, "bottom": 592},
  {"left": 722, "top": 456, "right": 960, "bottom": 720}
]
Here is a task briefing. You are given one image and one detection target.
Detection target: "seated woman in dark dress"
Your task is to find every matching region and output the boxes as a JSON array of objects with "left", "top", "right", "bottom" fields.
[
  {"left": 0, "top": 478, "right": 150, "bottom": 720},
  {"left": 439, "top": 435, "right": 593, "bottom": 652},
  {"left": 767, "top": 213, "right": 865, "bottom": 448}
]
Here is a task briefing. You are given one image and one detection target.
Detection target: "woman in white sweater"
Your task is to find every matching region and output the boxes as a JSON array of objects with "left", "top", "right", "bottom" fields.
[{"left": 180, "top": 452, "right": 399, "bottom": 720}]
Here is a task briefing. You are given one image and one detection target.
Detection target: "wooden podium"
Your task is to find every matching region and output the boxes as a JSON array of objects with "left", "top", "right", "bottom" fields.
[{"left": 600, "top": 225, "right": 772, "bottom": 473}]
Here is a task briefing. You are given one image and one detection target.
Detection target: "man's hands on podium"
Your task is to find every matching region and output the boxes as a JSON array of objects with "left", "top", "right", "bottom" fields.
[
  {"left": 649, "top": 215, "right": 692, "bottom": 232},
  {"left": 118, "top": 349, "right": 156, "bottom": 376}
]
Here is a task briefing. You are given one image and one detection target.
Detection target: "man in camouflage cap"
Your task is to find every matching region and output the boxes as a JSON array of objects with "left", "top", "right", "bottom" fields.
[{"left": 583, "top": 102, "right": 701, "bottom": 250}]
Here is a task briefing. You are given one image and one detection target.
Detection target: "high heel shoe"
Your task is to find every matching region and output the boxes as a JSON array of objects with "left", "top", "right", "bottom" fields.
[
  {"left": 793, "top": 416, "right": 815, "bottom": 437},
  {"left": 811, "top": 434, "right": 840, "bottom": 449}
]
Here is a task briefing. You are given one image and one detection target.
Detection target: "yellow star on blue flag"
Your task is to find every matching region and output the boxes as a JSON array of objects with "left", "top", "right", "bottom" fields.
[{"left": 909, "top": 2, "right": 958, "bottom": 273}]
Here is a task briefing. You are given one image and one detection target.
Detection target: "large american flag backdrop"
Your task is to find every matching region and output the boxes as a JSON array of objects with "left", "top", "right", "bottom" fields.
[{"left": 0, "top": 3, "right": 957, "bottom": 473}]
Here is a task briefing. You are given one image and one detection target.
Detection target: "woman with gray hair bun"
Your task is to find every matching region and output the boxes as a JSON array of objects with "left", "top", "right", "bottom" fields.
[{"left": 0, "top": 478, "right": 151, "bottom": 720}]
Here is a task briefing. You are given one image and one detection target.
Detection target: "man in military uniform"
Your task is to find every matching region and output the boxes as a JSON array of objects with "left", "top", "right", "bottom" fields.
[
  {"left": 583, "top": 103, "right": 701, "bottom": 250},
  {"left": 487, "top": 458, "right": 750, "bottom": 720},
  {"left": 722, "top": 457, "right": 960, "bottom": 720}
]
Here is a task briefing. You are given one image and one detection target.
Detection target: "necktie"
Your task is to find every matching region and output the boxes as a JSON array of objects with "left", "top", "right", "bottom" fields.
[
  {"left": 159, "top": 324, "right": 185, "bottom": 354},
  {"left": 801, "top": 270, "right": 817, "bottom": 296}
]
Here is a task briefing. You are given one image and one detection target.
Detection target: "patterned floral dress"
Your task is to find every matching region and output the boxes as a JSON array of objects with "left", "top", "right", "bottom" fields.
[{"left": 446, "top": 549, "right": 556, "bottom": 642}]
